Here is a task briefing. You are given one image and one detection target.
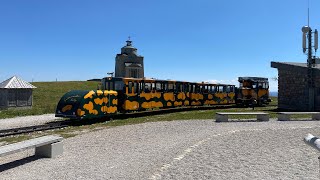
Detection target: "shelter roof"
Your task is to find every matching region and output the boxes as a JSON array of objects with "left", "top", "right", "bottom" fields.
[
  {"left": 271, "top": 61, "right": 320, "bottom": 70},
  {"left": 238, "top": 77, "right": 268, "bottom": 82},
  {"left": 0, "top": 76, "right": 37, "bottom": 89}
]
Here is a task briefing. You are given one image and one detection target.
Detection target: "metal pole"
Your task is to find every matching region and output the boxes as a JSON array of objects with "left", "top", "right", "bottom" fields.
[
  {"left": 318, "top": 156, "right": 320, "bottom": 178},
  {"left": 307, "top": 28, "right": 315, "bottom": 111}
]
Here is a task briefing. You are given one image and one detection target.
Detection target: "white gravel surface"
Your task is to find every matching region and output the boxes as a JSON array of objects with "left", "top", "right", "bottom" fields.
[
  {"left": 0, "top": 114, "right": 62, "bottom": 130},
  {"left": 1, "top": 119, "right": 320, "bottom": 179}
]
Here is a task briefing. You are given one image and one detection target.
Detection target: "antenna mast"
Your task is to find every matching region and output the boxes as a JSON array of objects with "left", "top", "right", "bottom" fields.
[
  {"left": 301, "top": 0, "right": 318, "bottom": 111},
  {"left": 308, "top": 0, "right": 310, "bottom": 27}
]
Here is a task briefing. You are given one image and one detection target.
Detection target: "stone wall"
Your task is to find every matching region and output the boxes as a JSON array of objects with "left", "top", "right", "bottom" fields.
[
  {"left": 278, "top": 68, "right": 309, "bottom": 111},
  {"left": 271, "top": 61, "right": 320, "bottom": 111}
]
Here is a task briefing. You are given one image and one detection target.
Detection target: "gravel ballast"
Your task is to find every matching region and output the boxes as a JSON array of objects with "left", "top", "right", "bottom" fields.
[
  {"left": 1, "top": 119, "right": 320, "bottom": 179},
  {"left": 0, "top": 114, "right": 62, "bottom": 130}
]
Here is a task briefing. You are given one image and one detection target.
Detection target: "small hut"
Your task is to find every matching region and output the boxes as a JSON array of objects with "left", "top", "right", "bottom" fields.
[{"left": 0, "top": 76, "right": 37, "bottom": 109}]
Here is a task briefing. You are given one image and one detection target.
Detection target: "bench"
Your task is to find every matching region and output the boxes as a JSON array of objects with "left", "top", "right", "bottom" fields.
[
  {"left": 0, "top": 135, "right": 63, "bottom": 158},
  {"left": 216, "top": 112, "right": 269, "bottom": 122},
  {"left": 277, "top": 112, "right": 320, "bottom": 121}
]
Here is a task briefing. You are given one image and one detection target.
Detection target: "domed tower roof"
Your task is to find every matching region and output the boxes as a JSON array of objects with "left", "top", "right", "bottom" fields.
[{"left": 121, "top": 38, "right": 138, "bottom": 55}]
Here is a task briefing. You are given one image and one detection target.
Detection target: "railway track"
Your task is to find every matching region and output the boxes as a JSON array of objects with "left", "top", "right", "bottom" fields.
[
  {"left": 0, "top": 104, "right": 258, "bottom": 137},
  {"left": 0, "top": 121, "right": 70, "bottom": 137}
]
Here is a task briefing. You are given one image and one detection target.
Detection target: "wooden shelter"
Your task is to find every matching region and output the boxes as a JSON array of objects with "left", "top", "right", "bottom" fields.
[{"left": 0, "top": 76, "right": 37, "bottom": 109}]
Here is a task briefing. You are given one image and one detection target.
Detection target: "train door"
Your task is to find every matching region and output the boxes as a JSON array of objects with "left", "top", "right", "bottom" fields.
[
  {"left": 202, "top": 84, "right": 209, "bottom": 105},
  {"left": 139, "top": 80, "right": 153, "bottom": 109},
  {"left": 190, "top": 83, "right": 201, "bottom": 106},
  {"left": 124, "top": 80, "right": 139, "bottom": 111},
  {"left": 212, "top": 85, "right": 218, "bottom": 104},
  {"left": 227, "top": 85, "right": 236, "bottom": 104},
  {"left": 174, "top": 82, "right": 184, "bottom": 106},
  {"left": 114, "top": 80, "right": 125, "bottom": 112},
  {"left": 163, "top": 81, "right": 175, "bottom": 107},
  {"left": 205, "top": 85, "right": 214, "bottom": 105},
  {"left": 215, "top": 85, "right": 226, "bottom": 104},
  {"left": 152, "top": 81, "right": 163, "bottom": 108},
  {"left": 183, "top": 83, "right": 190, "bottom": 106}
]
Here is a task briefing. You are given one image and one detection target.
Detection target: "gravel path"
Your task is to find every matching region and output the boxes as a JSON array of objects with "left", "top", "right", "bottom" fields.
[
  {"left": 1, "top": 119, "right": 320, "bottom": 179},
  {"left": 0, "top": 114, "right": 62, "bottom": 130}
]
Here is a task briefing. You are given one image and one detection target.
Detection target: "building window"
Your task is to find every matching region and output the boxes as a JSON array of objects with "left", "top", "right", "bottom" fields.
[{"left": 129, "top": 69, "right": 138, "bottom": 78}]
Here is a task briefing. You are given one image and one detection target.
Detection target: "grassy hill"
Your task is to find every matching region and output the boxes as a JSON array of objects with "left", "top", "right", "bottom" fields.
[{"left": 0, "top": 81, "right": 98, "bottom": 119}]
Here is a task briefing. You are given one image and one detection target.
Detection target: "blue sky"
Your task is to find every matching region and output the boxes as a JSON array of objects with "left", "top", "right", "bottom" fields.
[{"left": 1, "top": 0, "right": 320, "bottom": 91}]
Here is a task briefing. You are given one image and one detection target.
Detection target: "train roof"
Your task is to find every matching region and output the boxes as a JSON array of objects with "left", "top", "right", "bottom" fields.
[
  {"left": 238, "top": 77, "right": 268, "bottom": 82},
  {"left": 102, "top": 77, "right": 235, "bottom": 86}
]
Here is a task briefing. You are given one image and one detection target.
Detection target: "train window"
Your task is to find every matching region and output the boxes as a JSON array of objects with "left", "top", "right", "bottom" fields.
[
  {"left": 239, "top": 83, "right": 243, "bottom": 88},
  {"left": 218, "top": 86, "right": 224, "bottom": 92},
  {"left": 151, "top": 83, "right": 155, "bottom": 91},
  {"left": 204, "top": 85, "right": 209, "bottom": 93},
  {"left": 225, "top": 86, "right": 231, "bottom": 93},
  {"left": 115, "top": 81, "right": 124, "bottom": 91},
  {"left": 145, "top": 83, "right": 152, "bottom": 93},
  {"left": 195, "top": 85, "right": 200, "bottom": 93},
  {"left": 134, "top": 82, "right": 139, "bottom": 94},
  {"left": 184, "top": 84, "right": 189, "bottom": 92},
  {"left": 262, "top": 83, "right": 269, "bottom": 89},
  {"left": 105, "top": 82, "right": 113, "bottom": 90},
  {"left": 156, "top": 82, "right": 162, "bottom": 91},
  {"left": 176, "top": 84, "right": 182, "bottom": 92},
  {"left": 252, "top": 83, "right": 257, "bottom": 89},
  {"left": 163, "top": 83, "right": 168, "bottom": 92},
  {"left": 128, "top": 82, "right": 133, "bottom": 93},
  {"left": 110, "top": 82, "right": 114, "bottom": 90},
  {"left": 104, "top": 82, "right": 109, "bottom": 90},
  {"left": 168, "top": 83, "right": 174, "bottom": 92},
  {"left": 230, "top": 86, "right": 235, "bottom": 92},
  {"left": 211, "top": 86, "right": 216, "bottom": 93}
]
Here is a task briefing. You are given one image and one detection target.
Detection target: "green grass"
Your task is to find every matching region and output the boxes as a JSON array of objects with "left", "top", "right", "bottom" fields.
[{"left": 0, "top": 81, "right": 98, "bottom": 119}]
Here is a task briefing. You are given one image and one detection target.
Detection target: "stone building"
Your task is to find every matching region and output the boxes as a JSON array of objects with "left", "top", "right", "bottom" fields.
[
  {"left": 271, "top": 62, "right": 320, "bottom": 111},
  {"left": 0, "top": 76, "right": 37, "bottom": 109},
  {"left": 115, "top": 39, "right": 144, "bottom": 78}
]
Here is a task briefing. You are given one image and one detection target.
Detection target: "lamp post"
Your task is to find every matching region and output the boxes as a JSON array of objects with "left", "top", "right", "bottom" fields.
[{"left": 107, "top": 72, "right": 114, "bottom": 77}]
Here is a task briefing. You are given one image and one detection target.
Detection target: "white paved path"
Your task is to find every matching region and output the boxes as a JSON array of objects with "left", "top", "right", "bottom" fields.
[{"left": 1, "top": 120, "right": 320, "bottom": 179}]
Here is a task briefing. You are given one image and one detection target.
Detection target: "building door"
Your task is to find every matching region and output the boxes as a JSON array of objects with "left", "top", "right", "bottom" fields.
[{"left": 315, "top": 88, "right": 320, "bottom": 111}]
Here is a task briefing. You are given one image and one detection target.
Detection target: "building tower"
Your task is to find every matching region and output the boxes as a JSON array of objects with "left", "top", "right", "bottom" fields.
[{"left": 114, "top": 39, "right": 144, "bottom": 78}]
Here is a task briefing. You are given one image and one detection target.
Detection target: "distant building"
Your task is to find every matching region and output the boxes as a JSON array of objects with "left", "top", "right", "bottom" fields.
[
  {"left": 115, "top": 39, "right": 144, "bottom": 78},
  {"left": 0, "top": 76, "right": 37, "bottom": 109},
  {"left": 271, "top": 62, "right": 320, "bottom": 111}
]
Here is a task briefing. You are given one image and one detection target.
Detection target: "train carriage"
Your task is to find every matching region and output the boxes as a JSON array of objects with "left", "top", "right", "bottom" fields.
[
  {"left": 236, "top": 77, "right": 271, "bottom": 106},
  {"left": 55, "top": 76, "right": 268, "bottom": 120},
  {"left": 200, "top": 83, "right": 236, "bottom": 105}
]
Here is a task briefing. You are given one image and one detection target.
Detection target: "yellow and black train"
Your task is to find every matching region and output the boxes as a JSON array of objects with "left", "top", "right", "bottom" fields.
[{"left": 55, "top": 76, "right": 270, "bottom": 119}]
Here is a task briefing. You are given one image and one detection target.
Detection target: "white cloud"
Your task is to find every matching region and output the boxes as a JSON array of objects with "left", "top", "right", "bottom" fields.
[
  {"left": 204, "top": 79, "right": 238, "bottom": 85},
  {"left": 205, "top": 78, "right": 278, "bottom": 92}
]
